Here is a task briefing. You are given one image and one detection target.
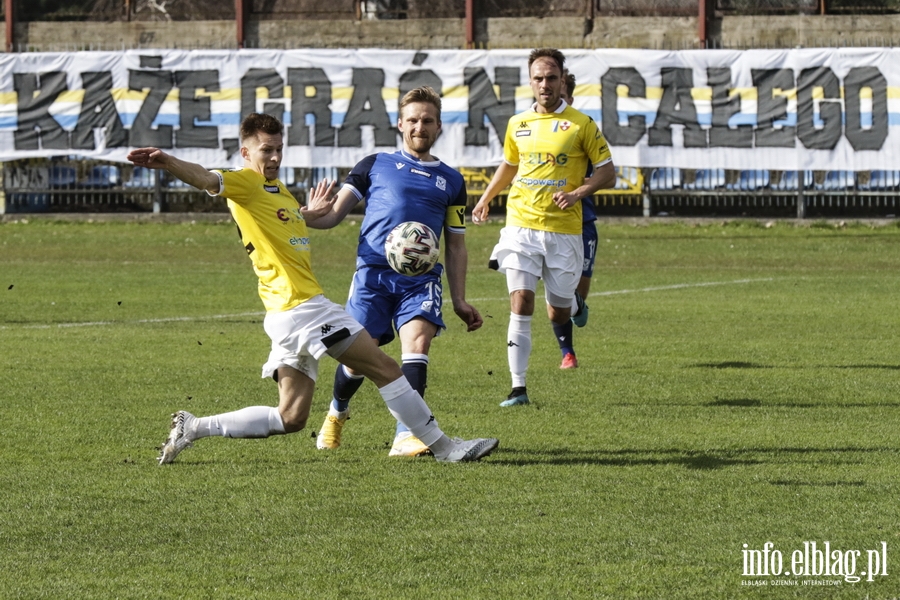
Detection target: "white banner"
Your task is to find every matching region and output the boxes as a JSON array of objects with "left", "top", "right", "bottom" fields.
[{"left": 0, "top": 47, "right": 895, "bottom": 171}]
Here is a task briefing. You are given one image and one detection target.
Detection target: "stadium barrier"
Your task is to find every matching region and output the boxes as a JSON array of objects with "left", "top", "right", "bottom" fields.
[{"left": 4, "top": 159, "right": 900, "bottom": 219}]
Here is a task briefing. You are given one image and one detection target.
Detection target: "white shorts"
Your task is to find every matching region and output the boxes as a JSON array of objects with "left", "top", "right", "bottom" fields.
[
  {"left": 261, "top": 295, "right": 365, "bottom": 381},
  {"left": 490, "top": 226, "right": 583, "bottom": 305}
]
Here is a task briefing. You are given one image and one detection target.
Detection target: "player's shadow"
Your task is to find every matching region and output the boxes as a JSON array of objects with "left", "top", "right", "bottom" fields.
[
  {"left": 691, "top": 361, "right": 900, "bottom": 370},
  {"left": 489, "top": 445, "right": 894, "bottom": 471}
]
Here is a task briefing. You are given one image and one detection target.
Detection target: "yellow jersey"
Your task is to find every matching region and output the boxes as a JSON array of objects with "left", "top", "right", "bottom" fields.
[
  {"left": 503, "top": 102, "right": 612, "bottom": 234},
  {"left": 213, "top": 168, "right": 324, "bottom": 313}
]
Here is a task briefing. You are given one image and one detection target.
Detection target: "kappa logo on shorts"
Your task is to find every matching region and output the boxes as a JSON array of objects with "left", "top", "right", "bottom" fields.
[{"left": 321, "top": 324, "right": 333, "bottom": 335}]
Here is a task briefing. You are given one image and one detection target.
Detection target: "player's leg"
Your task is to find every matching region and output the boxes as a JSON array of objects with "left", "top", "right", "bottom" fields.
[
  {"left": 488, "top": 227, "right": 542, "bottom": 407},
  {"left": 317, "top": 267, "right": 394, "bottom": 450},
  {"left": 335, "top": 332, "right": 497, "bottom": 462},
  {"left": 544, "top": 232, "right": 584, "bottom": 370},
  {"left": 502, "top": 273, "right": 537, "bottom": 407},
  {"left": 157, "top": 364, "right": 314, "bottom": 465},
  {"left": 572, "top": 220, "right": 597, "bottom": 328},
  {"left": 391, "top": 316, "right": 439, "bottom": 457}
]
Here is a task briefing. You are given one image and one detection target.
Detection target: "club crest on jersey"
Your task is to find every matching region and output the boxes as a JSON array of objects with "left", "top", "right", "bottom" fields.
[
  {"left": 436, "top": 175, "right": 447, "bottom": 191},
  {"left": 411, "top": 168, "right": 432, "bottom": 178},
  {"left": 552, "top": 120, "right": 571, "bottom": 132},
  {"left": 264, "top": 184, "right": 280, "bottom": 193}
]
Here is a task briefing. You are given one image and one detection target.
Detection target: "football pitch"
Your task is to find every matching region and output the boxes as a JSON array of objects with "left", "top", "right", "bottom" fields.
[{"left": 2, "top": 217, "right": 900, "bottom": 598}]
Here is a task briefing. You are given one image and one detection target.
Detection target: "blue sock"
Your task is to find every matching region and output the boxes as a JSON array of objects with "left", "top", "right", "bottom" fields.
[
  {"left": 397, "top": 355, "right": 428, "bottom": 436},
  {"left": 552, "top": 320, "right": 574, "bottom": 357},
  {"left": 332, "top": 364, "right": 364, "bottom": 413}
]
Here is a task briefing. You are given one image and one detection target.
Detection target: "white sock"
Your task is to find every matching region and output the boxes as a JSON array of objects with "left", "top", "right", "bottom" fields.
[
  {"left": 195, "top": 406, "right": 285, "bottom": 439},
  {"left": 508, "top": 313, "right": 532, "bottom": 388},
  {"left": 378, "top": 377, "right": 447, "bottom": 450}
]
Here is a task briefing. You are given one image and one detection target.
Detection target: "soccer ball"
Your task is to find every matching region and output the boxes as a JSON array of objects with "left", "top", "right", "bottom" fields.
[{"left": 384, "top": 221, "right": 440, "bottom": 276}]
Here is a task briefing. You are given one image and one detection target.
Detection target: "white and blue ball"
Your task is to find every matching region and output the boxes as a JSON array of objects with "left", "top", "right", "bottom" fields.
[{"left": 384, "top": 221, "right": 440, "bottom": 276}]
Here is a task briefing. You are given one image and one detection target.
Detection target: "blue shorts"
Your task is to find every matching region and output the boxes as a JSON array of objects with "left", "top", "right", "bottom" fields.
[
  {"left": 345, "top": 265, "right": 445, "bottom": 347},
  {"left": 581, "top": 220, "right": 598, "bottom": 278}
]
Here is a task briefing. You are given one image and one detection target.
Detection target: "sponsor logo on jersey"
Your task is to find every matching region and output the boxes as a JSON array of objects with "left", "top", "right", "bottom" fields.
[
  {"left": 289, "top": 236, "right": 310, "bottom": 248},
  {"left": 436, "top": 175, "right": 446, "bottom": 191},
  {"left": 264, "top": 184, "right": 280, "bottom": 193},
  {"left": 276, "top": 206, "right": 305, "bottom": 223},
  {"left": 516, "top": 121, "right": 532, "bottom": 137},
  {"left": 411, "top": 168, "right": 432, "bottom": 178},
  {"left": 516, "top": 176, "right": 567, "bottom": 189},
  {"left": 524, "top": 152, "right": 568, "bottom": 166}
]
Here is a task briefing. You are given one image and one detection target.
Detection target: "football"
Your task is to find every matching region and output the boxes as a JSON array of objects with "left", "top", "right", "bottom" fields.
[{"left": 384, "top": 221, "right": 440, "bottom": 276}]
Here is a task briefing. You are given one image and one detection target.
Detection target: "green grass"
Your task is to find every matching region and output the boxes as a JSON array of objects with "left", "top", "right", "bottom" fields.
[{"left": 2, "top": 217, "right": 900, "bottom": 598}]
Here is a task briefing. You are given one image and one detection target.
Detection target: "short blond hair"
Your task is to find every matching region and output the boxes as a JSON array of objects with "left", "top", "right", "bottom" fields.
[{"left": 399, "top": 86, "right": 442, "bottom": 120}]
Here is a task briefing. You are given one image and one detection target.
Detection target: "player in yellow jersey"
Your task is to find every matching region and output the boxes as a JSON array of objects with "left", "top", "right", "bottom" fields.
[
  {"left": 127, "top": 112, "right": 498, "bottom": 464},
  {"left": 471, "top": 48, "right": 616, "bottom": 407}
]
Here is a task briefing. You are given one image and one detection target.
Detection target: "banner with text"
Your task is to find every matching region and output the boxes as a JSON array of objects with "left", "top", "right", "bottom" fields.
[{"left": 0, "top": 47, "right": 895, "bottom": 171}]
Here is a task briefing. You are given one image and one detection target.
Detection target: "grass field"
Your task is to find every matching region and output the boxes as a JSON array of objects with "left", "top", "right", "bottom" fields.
[{"left": 2, "top": 217, "right": 900, "bottom": 598}]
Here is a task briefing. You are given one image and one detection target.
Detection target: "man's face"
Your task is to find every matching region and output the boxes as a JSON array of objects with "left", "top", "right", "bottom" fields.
[
  {"left": 242, "top": 131, "right": 283, "bottom": 181},
  {"left": 398, "top": 101, "right": 441, "bottom": 156},
  {"left": 530, "top": 57, "right": 563, "bottom": 113}
]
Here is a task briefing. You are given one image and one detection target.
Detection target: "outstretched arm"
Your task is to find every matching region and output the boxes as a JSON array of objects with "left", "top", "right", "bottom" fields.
[
  {"left": 471, "top": 161, "right": 518, "bottom": 225},
  {"left": 305, "top": 180, "right": 360, "bottom": 229},
  {"left": 126, "top": 147, "right": 220, "bottom": 194},
  {"left": 443, "top": 230, "right": 483, "bottom": 332}
]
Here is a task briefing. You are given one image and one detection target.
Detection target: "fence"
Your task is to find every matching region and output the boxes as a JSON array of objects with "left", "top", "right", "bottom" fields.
[{"left": 8, "top": 161, "right": 884, "bottom": 218}]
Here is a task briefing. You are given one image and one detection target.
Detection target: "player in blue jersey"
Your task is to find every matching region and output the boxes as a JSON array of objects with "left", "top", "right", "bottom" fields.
[
  {"left": 560, "top": 70, "right": 598, "bottom": 355},
  {"left": 307, "top": 86, "right": 483, "bottom": 457}
]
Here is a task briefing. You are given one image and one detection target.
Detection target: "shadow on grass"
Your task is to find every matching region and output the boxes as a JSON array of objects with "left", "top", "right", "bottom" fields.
[
  {"left": 490, "top": 445, "right": 894, "bottom": 472},
  {"left": 691, "top": 361, "right": 900, "bottom": 370}
]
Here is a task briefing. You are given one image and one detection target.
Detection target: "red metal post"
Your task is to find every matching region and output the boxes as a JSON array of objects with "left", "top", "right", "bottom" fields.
[
  {"left": 698, "top": 0, "right": 707, "bottom": 48},
  {"left": 236, "top": 0, "right": 246, "bottom": 49},
  {"left": 5, "top": 0, "right": 14, "bottom": 53},
  {"left": 465, "top": 0, "right": 474, "bottom": 49}
]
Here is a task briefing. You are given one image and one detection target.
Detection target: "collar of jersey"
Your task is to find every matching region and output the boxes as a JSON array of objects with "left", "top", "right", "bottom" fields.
[
  {"left": 530, "top": 99, "right": 568, "bottom": 114},
  {"left": 399, "top": 149, "right": 441, "bottom": 168}
]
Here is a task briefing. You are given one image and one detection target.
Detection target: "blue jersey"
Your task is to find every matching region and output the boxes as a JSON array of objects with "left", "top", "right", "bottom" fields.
[
  {"left": 582, "top": 196, "right": 597, "bottom": 223},
  {"left": 342, "top": 150, "right": 467, "bottom": 270}
]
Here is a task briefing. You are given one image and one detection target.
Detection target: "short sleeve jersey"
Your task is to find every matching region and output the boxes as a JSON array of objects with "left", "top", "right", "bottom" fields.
[
  {"left": 212, "top": 167, "right": 323, "bottom": 313},
  {"left": 503, "top": 101, "right": 612, "bottom": 235},
  {"left": 342, "top": 150, "right": 467, "bottom": 269}
]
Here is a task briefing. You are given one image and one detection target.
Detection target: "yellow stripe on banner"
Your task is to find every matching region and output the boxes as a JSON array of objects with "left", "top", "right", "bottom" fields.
[{"left": 442, "top": 86, "right": 468, "bottom": 99}]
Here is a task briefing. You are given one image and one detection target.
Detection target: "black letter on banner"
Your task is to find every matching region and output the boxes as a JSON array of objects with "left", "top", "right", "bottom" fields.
[
  {"left": 338, "top": 69, "right": 394, "bottom": 147},
  {"left": 797, "top": 67, "right": 841, "bottom": 150},
  {"left": 241, "top": 68, "right": 284, "bottom": 124},
  {"left": 708, "top": 68, "right": 752, "bottom": 148},
  {"left": 753, "top": 69, "right": 794, "bottom": 147},
  {"left": 601, "top": 68, "right": 646, "bottom": 146},
  {"left": 288, "top": 68, "right": 336, "bottom": 147},
  {"left": 844, "top": 67, "right": 888, "bottom": 151},
  {"left": 174, "top": 70, "right": 220, "bottom": 149},
  {"left": 72, "top": 71, "right": 127, "bottom": 149},
  {"left": 465, "top": 67, "right": 518, "bottom": 146},
  {"left": 14, "top": 71, "right": 70, "bottom": 150},
  {"left": 399, "top": 70, "right": 442, "bottom": 101},
  {"left": 128, "top": 69, "right": 174, "bottom": 148},
  {"left": 649, "top": 68, "right": 706, "bottom": 148}
]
